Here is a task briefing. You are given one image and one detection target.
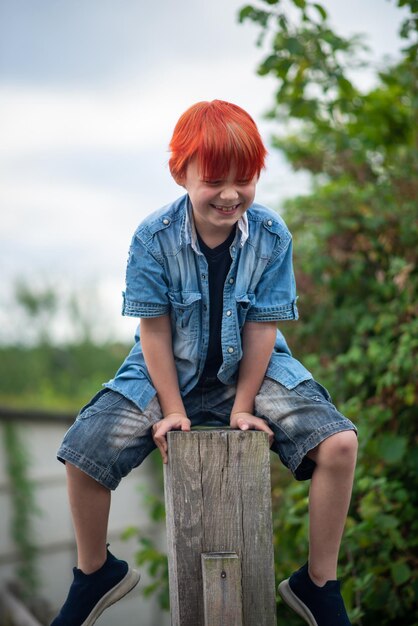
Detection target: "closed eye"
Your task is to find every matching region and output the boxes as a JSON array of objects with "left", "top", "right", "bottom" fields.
[
  {"left": 203, "top": 180, "right": 223, "bottom": 186},
  {"left": 202, "top": 179, "right": 251, "bottom": 186}
]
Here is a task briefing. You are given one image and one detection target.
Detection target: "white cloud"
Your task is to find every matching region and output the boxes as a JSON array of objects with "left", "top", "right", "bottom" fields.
[
  {"left": 0, "top": 176, "right": 142, "bottom": 275},
  {"left": 0, "top": 85, "right": 170, "bottom": 157},
  {"left": 0, "top": 54, "right": 279, "bottom": 159}
]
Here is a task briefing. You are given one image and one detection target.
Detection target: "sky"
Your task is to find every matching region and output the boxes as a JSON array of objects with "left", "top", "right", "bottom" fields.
[{"left": 0, "top": 0, "right": 407, "bottom": 344}]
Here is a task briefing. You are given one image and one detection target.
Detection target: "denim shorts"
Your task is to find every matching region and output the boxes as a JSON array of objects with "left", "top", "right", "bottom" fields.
[{"left": 57, "top": 377, "right": 356, "bottom": 489}]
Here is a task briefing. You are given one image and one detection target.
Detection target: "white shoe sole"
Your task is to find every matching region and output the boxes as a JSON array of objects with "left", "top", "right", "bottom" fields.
[
  {"left": 278, "top": 578, "right": 318, "bottom": 626},
  {"left": 81, "top": 568, "right": 141, "bottom": 626}
]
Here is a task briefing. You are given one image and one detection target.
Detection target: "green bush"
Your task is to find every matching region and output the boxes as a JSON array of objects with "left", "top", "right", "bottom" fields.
[
  {"left": 0, "top": 341, "right": 129, "bottom": 411},
  {"left": 241, "top": 1, "right": 418, "bottom": 623}
]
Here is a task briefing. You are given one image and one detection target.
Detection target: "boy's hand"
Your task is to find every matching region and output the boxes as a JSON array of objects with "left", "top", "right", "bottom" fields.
[
  {"left": 230, "top": 412, "right": 274, "bottom": 447},
  {"left": 152, "top": 414, "right": 191, "bottom": 464}
]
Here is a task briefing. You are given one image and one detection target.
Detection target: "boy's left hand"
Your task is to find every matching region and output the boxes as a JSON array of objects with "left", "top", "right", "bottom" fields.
[{"left": 230, "top": 412, "right": 274, "bottom": 447}]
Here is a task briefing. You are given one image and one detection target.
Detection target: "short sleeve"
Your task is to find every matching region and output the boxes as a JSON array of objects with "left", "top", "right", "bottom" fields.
[
  {"left": 122, "top": 234, "right": 170, "bottom": 318},
  {"left": 246, "top": 235, "right": 299, "bottom": 322}
]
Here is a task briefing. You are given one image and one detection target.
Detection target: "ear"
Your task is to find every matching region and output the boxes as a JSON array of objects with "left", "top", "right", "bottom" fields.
[{"left": 172, "top": 172, "right": 186, "bottom": 188}]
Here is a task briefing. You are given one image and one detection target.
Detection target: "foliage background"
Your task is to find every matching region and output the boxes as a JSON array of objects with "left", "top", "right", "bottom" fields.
[
  {"left": 238, "top": 0, "right": 418, "bottom": 624},
  {"left": 1, "top": 1, "right": 417, "bottom": 624}
]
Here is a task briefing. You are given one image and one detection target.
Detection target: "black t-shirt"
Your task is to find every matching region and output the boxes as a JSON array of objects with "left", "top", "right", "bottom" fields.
[{"left": 197, "top": 227, "right": 236, "bottom": 382}]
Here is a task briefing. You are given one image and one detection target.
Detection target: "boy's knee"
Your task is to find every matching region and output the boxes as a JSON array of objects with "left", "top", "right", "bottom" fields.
[{"left": 316, "top": 430, "right": 358, "bottom": 470}]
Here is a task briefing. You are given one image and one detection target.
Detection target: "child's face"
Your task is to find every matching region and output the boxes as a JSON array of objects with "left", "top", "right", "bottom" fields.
[{"left": 182, "top": 158, "right": 257, "bottom": 238}]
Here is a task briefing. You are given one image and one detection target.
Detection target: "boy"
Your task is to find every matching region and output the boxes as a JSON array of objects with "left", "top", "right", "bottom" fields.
[{"left": 52, "top": 100, "right": 357, "bottom": 626}]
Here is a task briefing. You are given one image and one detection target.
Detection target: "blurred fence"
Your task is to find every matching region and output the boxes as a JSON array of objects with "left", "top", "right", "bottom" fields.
[{"left": 0, "top": 406, "right": 170, "bottom": 626}]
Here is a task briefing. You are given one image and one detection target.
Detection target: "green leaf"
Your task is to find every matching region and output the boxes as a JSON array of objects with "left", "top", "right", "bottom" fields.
[
  {"left": 337, "top": 76, "right": 355, "bottom": 95},
  {"left": 377, "top": 514, "right": 400, "bottom": 530},
  {"left": 120, "top": 526, "right": 139, "bottom": 540},
  {"left": 238, "top": 6, "right": 270, "bottom": 27},
  {"left": 391, "top": 561, "right": 412, "bottom": 586},
  {"left": 313, "top": 3, "right": 327, "bottom": 20},
  {"left": 238, "top": 5, "right": 254, "bottom": 22},
  {"left": 278, "top": 13, "right": 288, "bottom": 31},
  {"left": 359, "top": 493, "right": 380, "bottom": 521},
  {"left": 377, "top": 435, "right": 408, "bottom": 464},
  {"left": 285, "top": 36, "right": 305, "bottom": 55}
]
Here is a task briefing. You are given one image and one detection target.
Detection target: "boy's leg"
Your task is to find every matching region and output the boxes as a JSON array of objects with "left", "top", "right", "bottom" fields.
[
  {"left": 66, "top": 463, "right": 110, "bottom": 574},
  {"left": 52, "top": 390, "right": 161, "bottom": 625},
  {"left": 307, "top": 430, "right": 358, "bottom": 585},
  {"left": 60, "top": 391, "right": 161, "bottom": 572},
  {"left": 254, "top": 377, "right": 357, "bottom": 626}
]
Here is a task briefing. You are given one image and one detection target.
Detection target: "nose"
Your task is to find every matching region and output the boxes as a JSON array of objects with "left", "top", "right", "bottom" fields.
[{"left": 219, "top": 184, "right": 239, "bottom": 202}]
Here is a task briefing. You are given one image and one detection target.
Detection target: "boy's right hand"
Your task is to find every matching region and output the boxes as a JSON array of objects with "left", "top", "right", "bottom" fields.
[{"left": 151, "top": 414, "right": 191, "bottom": 464}]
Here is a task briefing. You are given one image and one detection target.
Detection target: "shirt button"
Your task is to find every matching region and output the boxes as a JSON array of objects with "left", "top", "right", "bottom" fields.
[
  {"left": 162, "top": 218, "right": 170, "bottom": 225},
  {"left": 229, "top": 278, "right": 234, "bottom": 284},
  {"left": 202, "top": 274, "right": 206, "bottom": 280},
  {"left": 226, "top": 310, "right": 232, "bottom": 317},
  {"left": 267, "top": 219, "right": 273, "bottom": 227},
  {"left": 203, "top": 305, "right": 207, "bottom": 311},
  {"left": 227, "top": 346, "right": 234, "bottom": 354}
]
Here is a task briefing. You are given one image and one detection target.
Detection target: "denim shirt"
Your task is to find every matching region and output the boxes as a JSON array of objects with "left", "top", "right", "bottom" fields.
[{"left": 105, "top": 194, "right": 312, "bottom": 410}]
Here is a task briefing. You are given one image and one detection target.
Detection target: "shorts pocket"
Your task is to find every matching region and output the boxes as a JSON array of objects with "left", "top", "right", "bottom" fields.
[
  {"left": 77, "top": 389, "right": 126, "bottom": 420},
  {"left": 293, "top": 379, "right": 332, "bottom": 403}
]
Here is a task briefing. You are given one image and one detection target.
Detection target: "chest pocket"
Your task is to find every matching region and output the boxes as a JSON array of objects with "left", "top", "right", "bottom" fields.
[{"left": 169, "top": 291, "right": 202, "bottom": 334}]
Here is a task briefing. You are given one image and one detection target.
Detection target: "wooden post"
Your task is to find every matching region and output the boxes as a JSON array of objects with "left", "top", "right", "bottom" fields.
[{"left": 163, "top": 429, "right": 277, "bottom": 626}]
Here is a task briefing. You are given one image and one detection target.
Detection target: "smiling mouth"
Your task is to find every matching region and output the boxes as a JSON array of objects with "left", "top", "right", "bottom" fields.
[{"left": 212, "top": 203, "right": 240, "bottom": 213}]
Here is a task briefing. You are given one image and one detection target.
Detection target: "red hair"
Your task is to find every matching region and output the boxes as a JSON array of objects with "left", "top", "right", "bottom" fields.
[{"left": 168, "top": 100, "right": 267, "bottom": 183}]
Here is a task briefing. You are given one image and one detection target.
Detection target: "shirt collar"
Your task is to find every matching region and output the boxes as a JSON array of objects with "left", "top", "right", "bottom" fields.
[{"left": 184, "top": 196, "right": 249, "bottom": 254}]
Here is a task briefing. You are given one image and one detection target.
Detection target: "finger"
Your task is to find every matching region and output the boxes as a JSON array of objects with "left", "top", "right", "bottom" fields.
[
  {"left": 255, "top": 421, "right": 274, "bottom": 441},
  {"left": 159, "top": 446, "right": 168, "bottom": 464},
  {"left": 155, "top": 438, "right": 168, "bottom": 464},
  {"left": 258, "top": 421, "right": 274, "bottom": 435},
  {"left": 153, "top": 430, "right": 168, "bottom": 448},
  {"left": 258, "top": 422, "right": 274, "bottom": 446},
  {"left": 237, "top": 418, "right": 274, "bottom": 444},
  {"left": 152, "top": 426, "right": 168, "bottom": 463}
]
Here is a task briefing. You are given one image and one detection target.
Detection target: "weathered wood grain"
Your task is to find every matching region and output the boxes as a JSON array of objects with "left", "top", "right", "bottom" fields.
[{"left": 163, "top": 429, "right": 277, "bottom": 626}]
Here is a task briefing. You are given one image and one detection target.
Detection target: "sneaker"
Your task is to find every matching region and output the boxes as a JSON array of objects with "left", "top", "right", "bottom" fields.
[
  {"left": 278, "top": 563, "right": 351, "bottom": 626},
  {"left": 50, "top": 548, "right": 140, "bottom": 626}
]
